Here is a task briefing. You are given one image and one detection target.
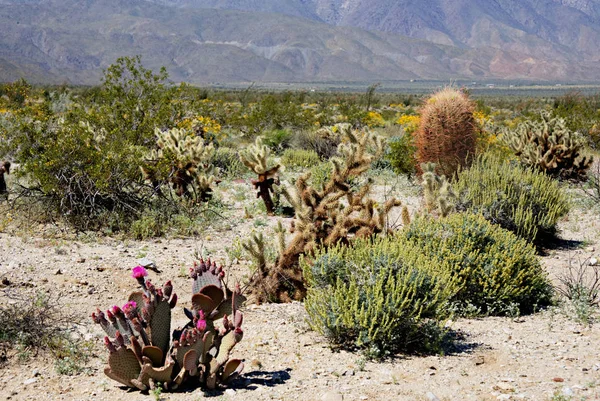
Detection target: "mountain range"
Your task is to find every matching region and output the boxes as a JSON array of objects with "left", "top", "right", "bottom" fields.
[{"left": 1, "top": 0, "right": 600, "bottom": 84}]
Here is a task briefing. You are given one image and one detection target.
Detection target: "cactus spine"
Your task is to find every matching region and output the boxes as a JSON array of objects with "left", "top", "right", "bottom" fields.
[{"left": 415, "top": 88, "right": 477, "bottom": 178}]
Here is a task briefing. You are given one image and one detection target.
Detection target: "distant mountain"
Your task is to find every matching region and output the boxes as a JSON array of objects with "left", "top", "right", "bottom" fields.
[{"left": 0, "top": 0, "right": 599, "bottom": 84}]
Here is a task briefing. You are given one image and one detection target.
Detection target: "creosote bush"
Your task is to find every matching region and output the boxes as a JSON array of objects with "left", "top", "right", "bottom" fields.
[{"left": 455, "top": 155, "right": 570, "bottom": 244}]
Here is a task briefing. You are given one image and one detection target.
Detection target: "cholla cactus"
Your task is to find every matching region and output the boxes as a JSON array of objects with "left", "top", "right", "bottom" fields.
[
  {"left": 245, "top": 128, "right": 401, "bottom": 303},
  {"left": 142, "top": 128, "right": 218, "bottom": 202},
  {"left": 0, "top": 161, "right": 10, "bottom": 196},
  {"left": 239, "top": 137, "right": 281, "bottom": 215},
  {"left": 92, "top": 261, "right": 245, "bottom": 392},
  {"left": 421, "top": 162, "right": 456, "bottom": 218},
  {"left": 503, "top": 112, "right": 593, "bottom": 180}
]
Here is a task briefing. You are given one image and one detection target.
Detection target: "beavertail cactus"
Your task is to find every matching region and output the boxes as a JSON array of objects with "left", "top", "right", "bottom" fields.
[{"left": 93, "top": 261, "right": 245, "bottom": 392}]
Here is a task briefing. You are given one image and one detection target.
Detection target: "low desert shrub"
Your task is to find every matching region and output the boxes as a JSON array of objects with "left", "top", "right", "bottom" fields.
[
  {"left": 0, "top": 290, "right": 90, "bottom": 373},
  {"left": 211, "top": 147, "right": 245, "bottom": 178},
  {"left": 281, "top": 148, "right": 320, "bottom": 169},
  {"left": 262, "top": 129, "right": 293, "bottom": 151},
  {"left": 403, "top": 213, "right": 553, "bottom": 315},
  {"left": 303, "top": 238, "right": 453, "bottom": 358},
  {"left": 290, "top": 127, "right": 342, "bottom": 159},
  {"left": 387, "top": 134, "right": 417, "bottom": 177},
  {"left": 308, "top": 161, "right": 333, "bottom": 190},
  {"left": 455, "top": 155, "right": 570, "bottom": 244}
]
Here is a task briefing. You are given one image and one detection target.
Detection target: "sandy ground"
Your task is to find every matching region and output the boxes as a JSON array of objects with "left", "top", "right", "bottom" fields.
[{"left": 0, "top": 181, "right": 599, "bottom": 401}]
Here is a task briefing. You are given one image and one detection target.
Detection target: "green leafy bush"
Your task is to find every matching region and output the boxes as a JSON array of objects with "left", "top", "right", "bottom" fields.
[
  {"left": 303, "top": 212, "right": 553, "bottom": 357},
  {"left": 290, "top": 127, "right": 342, "bottom": 159},
  {"left": 262, "top": 129, "right": 293, "bottom": 151},
  {"left": 455, "top": 155, "right": 569, "bottom": 243},
  {"left": 403, "top": 213, "right": 553, "bottom": 315},
  {"left": 1, "top": 57, "right": 186, "bottom": 230},
  {"left": 308, "top": 161, "right": 333, "bottom": 191},
  {"left": 211, "top": 147, "right": 245, "bottom": 178},
  {"left": 303, "top": 238, "right": 453, "bottom": 358},
  {"left": 387, "top": 134, "right": 417, "bottom": 177},
  {"left": 281, "top": 148, "right": 320, "bottom": 169}
]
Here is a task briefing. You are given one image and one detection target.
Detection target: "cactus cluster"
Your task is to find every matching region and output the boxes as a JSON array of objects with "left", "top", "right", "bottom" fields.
[
  {"left": 92, "top": 261, "right": 245, "bottom": 391},
  {"left": 239, "top": 137, "right": 282, "bottom": 215},
  {"left": 244, "top": 127, "right": 401, "bottom": 303},
  {"left": 503, "top": 112, "right": 593, "bottom": 180},
  {"left": 415, "top": 87, "right": 477, "bottom": 178},
  {"left": 420, "top": 162, "right": 456, "bottom": 218},
  {"left": 142, "top": 127, "right": 218, "bottom": 202}
]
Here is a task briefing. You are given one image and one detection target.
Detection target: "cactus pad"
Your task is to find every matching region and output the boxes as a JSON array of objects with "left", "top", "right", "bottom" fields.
[{"left": 95, "top": 262, "right": 245, "bottom": 392}]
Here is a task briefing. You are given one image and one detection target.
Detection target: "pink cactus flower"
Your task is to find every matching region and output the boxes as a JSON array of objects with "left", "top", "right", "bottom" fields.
[
  {"left": 122, "top": 301, "right": 137, "bottom": 316},
  {"left": 132, "top": 266, "right": 148, "bottom": 279},
  {"left": 196, "top": 319, "right": 207, "bottom": 332}
]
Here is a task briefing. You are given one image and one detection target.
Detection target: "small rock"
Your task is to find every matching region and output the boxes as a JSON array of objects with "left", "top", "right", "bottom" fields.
[
  {"left": 23, "top": 378, "right": 37, "bottom": 385},
  {"left": 342, "top": 370, "right": 355, "bottom": 377},
  {"left": 137, "top": 257, "right": 155, "bottom": 267},
  {"left": 54, "top": 269, "right": 62, "bottom": 275},
  {"left": 493, "top": 383, "right": 515, "bottom": 393},
  {"left": 562, "top": 387, "right": 574, "bottom": 396},
  {"left": 76, "top": 257, "right": 86, "bottom": 263},
  {"left": 553, "top": 377, "right": 565, "bottom": 382},
  {"left": 321, "top": 392, "right": 343, "bottom": 401},
  {"left": 426, "top": 392, "right": 440, "bottom": 401},
  {"left": 496, "top": 395, "right": 512, "bottom": 400},
  {"left": 32, "top": 369, "right": 40, "bottom": 377},
  {"left": 475, "top": 356, "right": 485, "bottom": 366},
  {"left": 87, "top": 287, "right": 95, "bottom": 295},
  {"left": 225, "top": 389, "right": 236, "bottom": 397},
  {"left": 586, "top": 246, "right": 595, "bottom": 252},
  {"left": 1, "top": 277, "right": 11, "bottom": 285},
  {"left": 589, "top": 258, "right": 598, "bottom": 266}
]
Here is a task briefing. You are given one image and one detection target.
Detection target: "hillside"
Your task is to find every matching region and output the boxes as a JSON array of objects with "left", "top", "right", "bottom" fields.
[{"left": 1, "top": 0, "right": 599, "bottom": 84}]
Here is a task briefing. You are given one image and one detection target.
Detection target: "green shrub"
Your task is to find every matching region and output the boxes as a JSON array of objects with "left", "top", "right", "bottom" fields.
[
  {"left": 303, "top": 212, "right": 553, "bottom": 357},
  {"left": 403, "top": 213, "right": 553, "bottom": 315},
  {"left": 308, "top": 161, "right": 333, "bottom": 191},
  {"left": 262, "top": 129, "right": 293, "bottom": 151},
  {"left": 455, "top": 155, "right": 570, "bottom": 243},
  {"left": 281, "top": 148, "right": 321, "bottom": 169},
  {"left": 0, "top": 57, "right": 185, "bottom": 230},
  {"left": 303, "top": 238, "right": 453, "bottom": 358},
  {"left": 387, "top": 134, "right": 417, "bottom": 177},
  {"left": 290, "top": 127, "right": 341, "bottom": 159},
  {"left": 211, "top": 147, "right": 245, "bottom": 178}
]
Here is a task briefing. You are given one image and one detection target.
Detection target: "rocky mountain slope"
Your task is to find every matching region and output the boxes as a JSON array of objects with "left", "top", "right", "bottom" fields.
[{"left": 1, "top": 0, "right": 599, "bottom": 84}]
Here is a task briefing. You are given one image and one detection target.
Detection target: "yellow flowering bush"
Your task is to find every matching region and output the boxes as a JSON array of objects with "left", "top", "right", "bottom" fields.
[
  {"left": 362, "top": 111, "right": 385, "bottom": 128},
  {"left": 395, "top": 114, "right": 420, "bottom": 134}
]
